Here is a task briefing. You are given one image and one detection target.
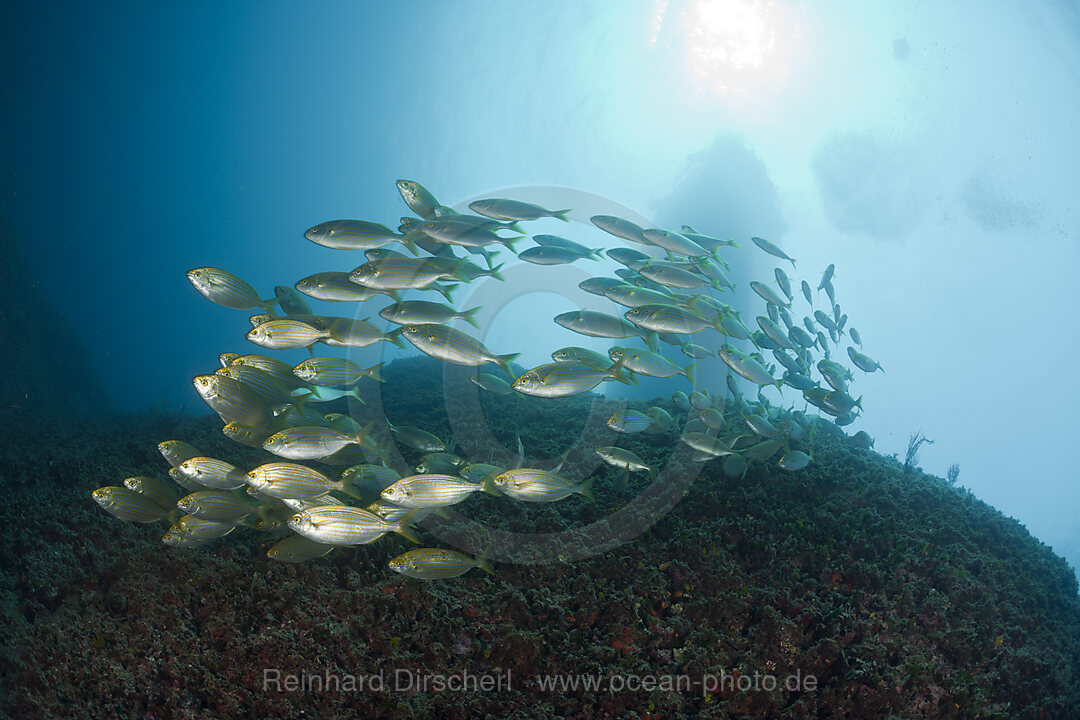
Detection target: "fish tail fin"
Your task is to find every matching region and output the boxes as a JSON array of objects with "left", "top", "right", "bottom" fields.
[
  {"left": 644, "top": 331, "right": 660, "bottom": 351},
  {"left": 386, "top": 327, "right": 406, "bottom": 349},
  {"left": 399, "top": 234, "right": 419, "bottom": 255},
  {"left": 551, "top": 209, "right": 571, "bottom": 222},
  {"left": 434, "top": 282, "right": 457, "bottom": 302},
  {"left": 500, "top": 236, "right": 520, "bottom": 252},
  {"left": 551, "top": 449, "right": 570, "bottom": 474},
  {"left": 614, "top": 469, "right": 628, "bottom": 493},
  {"left": 607, "top": 363, "right": 634, "bottom": 386},
  {"left": 345, "top": 386, "right": 366, "bottom": 405},
  {"left": 461, "top": 306, "right": 482, "bottom": 328},
  {"left": 855, "top": 395, "right": 863, "bottom": 410},
  {"left": 486, "top": 262, "right": 505, "bottom": 282},
  {"left": 683, "top": 362, "right": 699, "bottom": 387},
  {"left": 482, "top": 474, "right": 502, "bottom": 496},
  {"left": 476, "top": 546, "right": 495, "bottom": 575},
  {"left": 494, "top": 352, "right": 520, "bottom": 376},
  {"left": 367, "top": 362, "right": 385, "bottom": 383},
  {"left": 396, "top": 513, "right": 422, "bottom": 544},
  {"left": 789, "top": 259, "right": 797, "bottom": 270},
  {"left": 578, "top": 476, "right": 596, "bottom": 501},
  {"left": 515, "top": 434, "right": 525, "bottom": 469}
]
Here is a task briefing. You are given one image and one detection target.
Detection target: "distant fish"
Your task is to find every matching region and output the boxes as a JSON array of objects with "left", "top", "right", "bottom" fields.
[
  {"left": 818, "top": 263, "right": 835, "bottom": 290},
  {"left": 469, "top": 198, "right": 570, "bottom": 222},
  {"left": 847, "top": 346, "right": 884, "bottom": 373},
  {"left": 749, "top": 281, "right": 790, "bottom": 309},
  {"left": 801, "top": 280, "right": 813, "bottom": 306},
  {"left": 388, "top": 548, "right": 494, "bottom": 580},
  {"left": 606, "top": 409, "right": 656, "bottom": 434},
  {"left": 679, "top": 432, "right": 734, "bottom": 458},
  {"left": 778, "top": 450, "right": 812, "bottom": 471},
  {"left": 470, "top": 373, "right": 513, "bottom": 394},
  {"left": 750, "top": 237, "right": 796, "bottom": 268},
  {"left": 267, "top": 534, "right": 334, "bottom": 563},
  {"left": 774, "top": 268, "right": 793, "bottom": 302},
  {"left": 595, "top": 447, "right": 653, "bottom": 477},
  {"left": 266, "top": 289, "right": 309, "bottom": 323}
]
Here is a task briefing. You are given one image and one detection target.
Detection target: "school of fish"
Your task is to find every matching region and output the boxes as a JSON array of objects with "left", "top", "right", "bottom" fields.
[{"left": 93, "top": 179, "right": 884, "bottom": 579}]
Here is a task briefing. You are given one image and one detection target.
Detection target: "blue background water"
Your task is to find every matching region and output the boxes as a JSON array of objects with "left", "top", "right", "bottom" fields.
[{"left": 2, "top": 1, "right": 1077, "bottom": 578}]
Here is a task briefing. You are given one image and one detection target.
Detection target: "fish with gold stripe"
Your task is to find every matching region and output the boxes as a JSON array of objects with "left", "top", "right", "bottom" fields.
[{"left": 388, "top": 548, "right": 494, "bottom": 580}]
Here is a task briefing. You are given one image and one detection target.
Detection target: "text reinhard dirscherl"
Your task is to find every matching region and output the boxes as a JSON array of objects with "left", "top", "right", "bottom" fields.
[{"left": 262, "top": 668, "right": 818, "bottom": 696}]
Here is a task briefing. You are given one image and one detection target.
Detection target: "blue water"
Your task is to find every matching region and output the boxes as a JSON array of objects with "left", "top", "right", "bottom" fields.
[{"left": 2, "top": 1, "right": 1078, "bottom": 579}]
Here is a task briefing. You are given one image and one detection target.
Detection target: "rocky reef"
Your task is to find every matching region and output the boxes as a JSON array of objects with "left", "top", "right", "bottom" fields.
[{"left": 1, "top": 357, "right": 1078, "bottom": 719}]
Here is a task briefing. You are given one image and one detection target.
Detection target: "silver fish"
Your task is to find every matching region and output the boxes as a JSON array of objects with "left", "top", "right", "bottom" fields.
[
  {"left": 295, "top": 272, "right": 382, "bottom": 302},
  {"left": 187, "top": 267, "right": 276, "bottom": 312},
  {"left": 590, "top": 215, "right": 649, "bottom": 244},
  {"left": 379, "top": 300, "right": 481, "bottom": 328},
  {"left": 381, "top": 474, "right": 486, "bottom": 508},
  {"left": 396, "top": 179, "right": 441, "bottom": 220},
  {"left": 288, "top": 505, "right": 419, "bottom": 545},
  {"left": 492, "top": 468, "right": 594, "bottom": 502},
  {"left": 554, "top": 310, "right": 645, "bottom": 339},
  {"left": 400, "top": 324, "right": 518, "bottom": 373},
  {"left": 388, "top": 548, "right": 493, "bottom": 580},
  {"left": 640, "top": 229, "right": 706, "bottom": 256},
  {"left": 305, "top": 219, "right": 404, "bottom": 250},
  {"left": 513, "top": 361, "right": 624, "bottom": 398},
  {"left": 750, "top": 236, "right": 796, "bottom": 268},
  {"left": 470, "top": 198, "right": 569, "bottom": 222},
  {"left": 92, "top": 487, "right": 169, "bottom": 523}
]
